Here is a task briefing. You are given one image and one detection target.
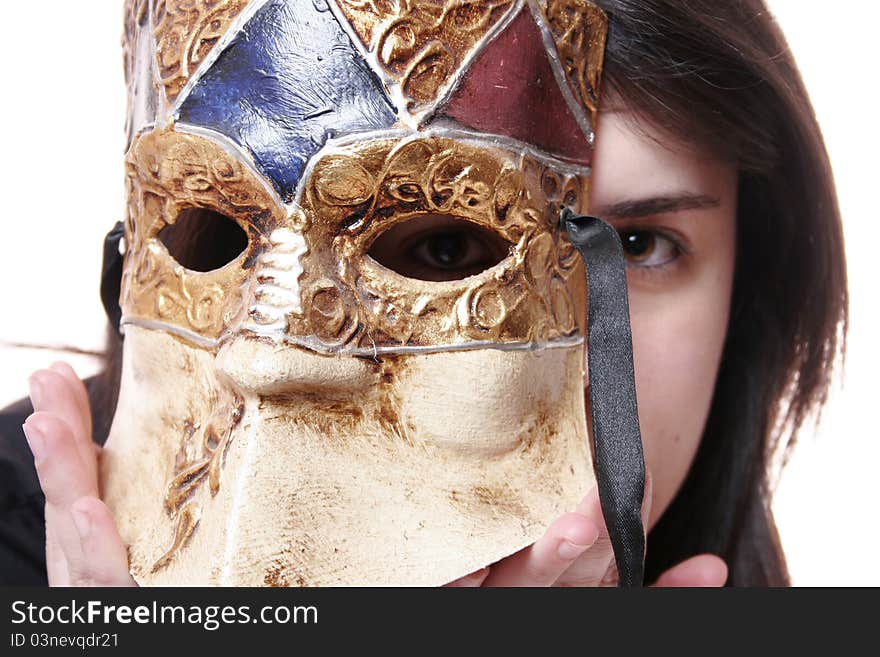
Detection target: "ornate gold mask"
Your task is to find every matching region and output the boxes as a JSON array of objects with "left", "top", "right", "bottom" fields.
[{"left": 101, "top": 0, "right": 644, "bottom": 586}]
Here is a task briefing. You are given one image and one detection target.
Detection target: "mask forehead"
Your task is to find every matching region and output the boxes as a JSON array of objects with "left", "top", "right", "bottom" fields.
[
  {"left": 175, "top": 0, "right": 398, "bottom": 203},
  {"left": 142, "top": 0, "right": 606, "bottom": 202}
]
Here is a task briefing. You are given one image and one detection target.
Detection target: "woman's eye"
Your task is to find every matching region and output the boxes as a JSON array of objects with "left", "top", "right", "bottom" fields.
[
  {"left": 368, "top": 215, "right": 511, "bottom": 282},
  {"left": 411, "top": 230, "right": 489, "bottom": 271},
  {"left": 618, "top": 230, "right": 680, "bottom": 268}
]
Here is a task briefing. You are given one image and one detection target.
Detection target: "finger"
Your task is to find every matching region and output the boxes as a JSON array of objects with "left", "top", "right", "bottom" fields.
[
  {"left": 651, "top": 554, "right": 728, "bottom": 588},
  {"left": 28, "top": 369, "right": 95, "bottom": 481},
  {"left": 68, "top": 497, "right": 136, "bottom": 587},
  {"left": 443, "top": 567, "right": 490, "bottom": 587},
  {"left": 482, "top": 511, "right": 600, "bottom": 587},
  {"left": 24, "top": 412, "right": 98, "bottom": 502},
  {"left": 30, "top": 367, "right": 92, "bottom": 440},
  {"left": 48, "top": 362, "right": 92, "bottom": 438},
  {"left": 24, "top": 412, "right": 98, "bottom": 586},
  {"left": 560, "top": 471, "right": 654, "bottom": 587},
  {"left": 554, "top": 486, "right": 614, "bottom": 586}
]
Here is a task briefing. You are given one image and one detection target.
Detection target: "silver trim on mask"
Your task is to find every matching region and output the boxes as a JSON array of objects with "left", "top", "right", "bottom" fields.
[{"left": 121, "top": 315, "right": 584, "bottom": 357}]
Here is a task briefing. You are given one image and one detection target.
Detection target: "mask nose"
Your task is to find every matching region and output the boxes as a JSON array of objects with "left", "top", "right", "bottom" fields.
[
  {"left": 223, "top": 222, "right": 375, "bottom": 396},
  {"left": 237, "top": 222, "right": 361, "bottom": 353},
  {"left": 215, "top": 335, "right": 377, "bottom": 397},
  {"left": 243, "top": 227, "right": 308, "bottom": 333}
]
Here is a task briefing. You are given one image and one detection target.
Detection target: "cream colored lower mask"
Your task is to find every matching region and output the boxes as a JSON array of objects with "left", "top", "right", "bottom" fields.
[{"left": 101, "top": 0, "right": 644, "bottom": 586}]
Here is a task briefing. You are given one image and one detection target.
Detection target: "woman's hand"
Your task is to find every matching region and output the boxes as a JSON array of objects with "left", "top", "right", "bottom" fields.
[
  {"left": 446, "top": 474, "right": 728, "bottom": 587},
  {"left": 24, "top": 362, "right": 135, "bottom": 587}
]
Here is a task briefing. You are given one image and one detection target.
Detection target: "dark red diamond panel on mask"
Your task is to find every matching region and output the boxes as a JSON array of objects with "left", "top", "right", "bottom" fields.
[{"left": 439, "top": 8, "right": 592, "bottom": 166}]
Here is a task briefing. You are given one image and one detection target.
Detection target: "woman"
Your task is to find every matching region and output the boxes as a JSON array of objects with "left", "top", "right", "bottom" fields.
[{"left": 6, "top": 0, "right": 846, "bottom": 586}]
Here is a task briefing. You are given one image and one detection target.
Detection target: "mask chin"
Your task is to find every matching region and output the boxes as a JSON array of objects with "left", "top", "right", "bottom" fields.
[{"left": 102, "top": 326, "right": 594, "bottom": 586}]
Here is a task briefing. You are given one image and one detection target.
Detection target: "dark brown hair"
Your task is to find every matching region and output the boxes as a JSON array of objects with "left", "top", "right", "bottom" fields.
[
  {"left": 92, "top": 0, "right": 847, "bottom": 586},
  {"left": 592, "top": 0, "right": 847, "bottom": 585}
]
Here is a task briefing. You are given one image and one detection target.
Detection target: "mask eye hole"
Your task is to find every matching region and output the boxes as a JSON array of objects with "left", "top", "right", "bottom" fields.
[
  {"left": 367, "top": 214, "right": 511, "bottom": 282},
  {"left": 158, "top": 208, "right": 249, "bottom": 273}
]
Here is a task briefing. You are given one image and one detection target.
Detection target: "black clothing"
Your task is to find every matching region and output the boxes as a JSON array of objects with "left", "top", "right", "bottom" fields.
[{"left": 0, "top": 395, "right": 46, "bottom": 585}]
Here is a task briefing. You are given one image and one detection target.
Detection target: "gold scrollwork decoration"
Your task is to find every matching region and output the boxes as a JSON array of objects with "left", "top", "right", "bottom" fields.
[
  {"left": 296, "top": 136, "right": 589, "bottom": 351},
  {"left": 153, "top": 0, "right": 252, "bottom": 103},
  {"left": 537, "top": 0, "right": 607, "bottom": 123},
  {"left": 152, "top": 390, "right": 244, "bottom": 573},
  {"left": 122, "top": 128, "right": 286, "bottom": 341},
  {"left": 335, "top": 0, "right": 517, "bottom": 113}
]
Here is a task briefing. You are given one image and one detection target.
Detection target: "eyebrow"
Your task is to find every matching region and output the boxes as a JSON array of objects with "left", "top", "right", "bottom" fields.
[{"left": 593, "top": 194, "right": 721, "bottom": 220}]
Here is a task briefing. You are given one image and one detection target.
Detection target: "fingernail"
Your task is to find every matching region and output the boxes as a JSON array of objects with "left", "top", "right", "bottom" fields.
[
  {"left": 558, "top": 539, "right": 589, "bottom": 560},
  {"left": 28, "top": 375, "right": 44, "bottom": 410},
  {"left": 72, "top": 507, "right": 91, "bottom": 541},
  {"left": 22, "top": 422, "right": 45, "bottom": 460}
]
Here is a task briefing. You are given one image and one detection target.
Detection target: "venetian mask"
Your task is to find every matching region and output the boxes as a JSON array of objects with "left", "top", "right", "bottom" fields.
[{"left": 100, "top": 0, "right": 645, "bottom": 586}]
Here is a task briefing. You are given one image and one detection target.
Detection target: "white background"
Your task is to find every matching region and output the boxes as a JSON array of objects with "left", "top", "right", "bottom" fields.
[{"left": 0, "top": 1, "right": 876, "bottom": 585}]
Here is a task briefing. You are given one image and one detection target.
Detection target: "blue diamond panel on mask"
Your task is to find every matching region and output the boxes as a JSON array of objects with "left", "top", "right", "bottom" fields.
[{"left": 176, "top": 0, "right": 397, "bottom": 204}]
